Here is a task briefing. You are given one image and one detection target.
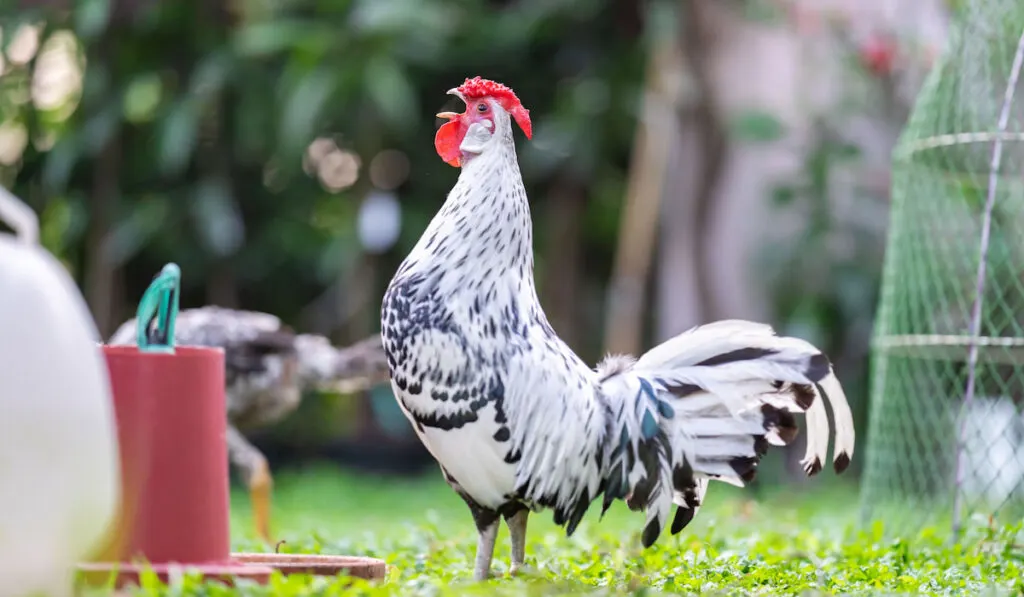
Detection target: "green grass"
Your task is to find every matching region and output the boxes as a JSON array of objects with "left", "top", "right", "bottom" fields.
[{"left": 103, "top": 464, "right": 1022, "bottom": 596}]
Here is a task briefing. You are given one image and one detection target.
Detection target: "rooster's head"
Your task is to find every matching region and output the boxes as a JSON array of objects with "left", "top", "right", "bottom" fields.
[{"left": 434, "top": 77, "right": 532, "bottom": 168}]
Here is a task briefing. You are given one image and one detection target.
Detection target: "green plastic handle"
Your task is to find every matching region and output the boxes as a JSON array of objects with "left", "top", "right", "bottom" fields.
[{"left": 136, "top": 263, "right": 181, "bottom": 353}]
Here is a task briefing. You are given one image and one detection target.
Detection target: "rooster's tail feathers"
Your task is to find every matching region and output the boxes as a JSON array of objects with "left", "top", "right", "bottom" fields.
[
  {"left": 817, "top": 371, "right": 855, "bottom": 472},
  {"left": 670, "top": 477, "right": 709, "bottom": 535},
  {"left": 595, "top": 319, "right": 855, "bottom": 548},
  {"left": 631, "top": 319, "right": 854, "bottom": 470}
]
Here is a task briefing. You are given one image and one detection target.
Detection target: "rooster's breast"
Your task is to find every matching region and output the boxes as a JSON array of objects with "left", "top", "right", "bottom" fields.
[{"left": 381, "top": 270, "right": 525, "bottom": 507}]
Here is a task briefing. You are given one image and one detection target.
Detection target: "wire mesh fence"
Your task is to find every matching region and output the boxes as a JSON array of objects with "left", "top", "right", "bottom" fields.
[{"left": 861, "top": 0, "right": 1024, "bottom": 538}]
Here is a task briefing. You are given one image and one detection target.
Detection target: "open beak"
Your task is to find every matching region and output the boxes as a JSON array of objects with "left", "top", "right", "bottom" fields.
[{"left": 437, "top": 87, "right": 466, "bottom": 121}]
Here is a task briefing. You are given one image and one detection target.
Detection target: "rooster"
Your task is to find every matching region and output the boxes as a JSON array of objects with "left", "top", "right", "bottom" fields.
[
  {"left": 380, "top": 77, "right": 856, "bottom": 581},
  {"left": 108, "top": 306, "right": 390, "bottom": 542}
]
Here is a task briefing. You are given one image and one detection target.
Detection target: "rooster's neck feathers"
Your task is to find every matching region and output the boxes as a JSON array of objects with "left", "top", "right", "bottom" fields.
[{"left": 410, "top": 108, "right": 533, "bottom": 284}]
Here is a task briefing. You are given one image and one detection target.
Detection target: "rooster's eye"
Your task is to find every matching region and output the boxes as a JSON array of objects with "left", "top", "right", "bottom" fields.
[{"left": 477, "top": 103, "right": 489, "bottom": 113}]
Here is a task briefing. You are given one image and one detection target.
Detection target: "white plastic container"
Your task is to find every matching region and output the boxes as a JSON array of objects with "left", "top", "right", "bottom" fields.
[{"left": 0, "top": 188, "right": 120, "bottom": 597}]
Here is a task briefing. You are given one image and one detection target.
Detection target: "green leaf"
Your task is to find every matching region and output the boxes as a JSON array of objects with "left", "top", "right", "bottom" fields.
[
  {"left": 191, "top": 178, "right": 244, "bottom": 257},
  {"left": 73, "top": 0, "right": 111, "bottom": 41},
  {"left": 771, "top": 185, "right": 797, "bottom": 206},
  {"left": 731, "top": 109, "right": 786, "bottom": 143},
  {"left": 38, "top": 196, "right": 73, "bottom": 258},
  {"left": 41, "top": 134, "right": 81, "bottom": 192},
  {"left": 742, "top": 0, "right": 785, "bottom": 23},
  {"left": 364, "top": 56, "right": 417, "bottom": 131},
  {"left": 157, "top": 98, "right": 200, "bottom": 176},
  {"left": 834, "top": 142, "right": 862, "bottom": 160},
  {"left": 232, "top": 21, "right": 333, "bottom": 58},
  {"left": 80, "top": 102, "right": 120, "bottom": 156},
  {"left": 103, "top": 195, "right": 170, "bottom": 265},
  {"left": 280, "top": 68, "right": 337, "bottom": 158},
  {"left": 190, "top": 51, "right": 232, "bottom": 99},
  {"left": 123, "top": 73, "right": 164, "bottom": 124}
]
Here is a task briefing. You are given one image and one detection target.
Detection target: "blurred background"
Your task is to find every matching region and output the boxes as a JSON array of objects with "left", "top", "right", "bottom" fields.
[{"left": 0, "top": 0, "right": 956, "bottom": 485}]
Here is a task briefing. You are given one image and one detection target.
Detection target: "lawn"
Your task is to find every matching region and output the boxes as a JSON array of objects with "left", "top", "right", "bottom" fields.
[{"left": 108, "top": 464, "right": 1021, "bottom": 596}]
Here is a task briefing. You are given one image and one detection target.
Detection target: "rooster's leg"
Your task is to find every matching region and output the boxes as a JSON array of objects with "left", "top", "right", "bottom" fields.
[
  {"left": 472, "top": 519, "right": 499, "bottom": 581},
  {"left": 505, "top": 509, "right": 529, "bottom": 575},
  {"left": 446, "top": 469, "right": 502, "bottom": 581},
  {"left": 249, "top": 458, "right": 274, "bottom": 543},
  {"left": 227, "top": 425, "right": 274, "bottom": 543}
]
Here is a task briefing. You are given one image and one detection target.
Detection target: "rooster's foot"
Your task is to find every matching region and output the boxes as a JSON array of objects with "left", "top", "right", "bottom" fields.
[{"left": 509, "top": 562, "right": 536, "bottom": 577}]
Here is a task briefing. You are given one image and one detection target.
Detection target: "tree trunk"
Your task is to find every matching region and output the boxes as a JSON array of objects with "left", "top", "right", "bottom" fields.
[
  {"left": 653, "top": 0, "right": 732, "bottom": 342},
  {"left": 603, "top": 39, "right": 681, "bottom": 356},
  {"left": 206, "top": 261, "right": 239, "bottom": 307},
  {"left": 347, "top": 254, "right": 387, "bottom": 444},
  {"left": 679, "top": 0, "right": 728, "bottom": 323},
  {"left": 540, "top": 176, "right": 587, "bottom": 350},
  {"left": 85, "top": 137, "right": 119, "bottom": 337},
  {"left": 204, "top": 82, "right": 241, "bottom": 308},
  {"left": 84, "top": 35, "right": 120, "bottom": 338}
]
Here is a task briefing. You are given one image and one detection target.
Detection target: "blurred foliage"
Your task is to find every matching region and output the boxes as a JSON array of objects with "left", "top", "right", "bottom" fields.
[
  {"left": 2, "top": 0, "right": 646, "bottom": 333},
  {"left": 2, "top": 0, "right": 931, "bottom": 475},
  {"left": 0, "top": 0, "right": 653, "bottom": 466},
  {"left": 754, "top": 20, "right": 917, "bottom": 464}
]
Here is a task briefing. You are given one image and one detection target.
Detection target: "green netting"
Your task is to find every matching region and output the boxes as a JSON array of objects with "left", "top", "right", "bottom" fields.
[{"left": 861, "top": 1, "right": 1024, "bottom": 537}]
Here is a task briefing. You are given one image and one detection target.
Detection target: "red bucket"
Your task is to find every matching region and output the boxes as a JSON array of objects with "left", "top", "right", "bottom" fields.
[
  {"left": 104, "top": 344, "right": 231, "bottom": 564},
  {"left": 78, "top": 264, "right": 272, "bottom": 586},
  {"left": 78, "top": 263, "right": 385, "bottom": 586}
]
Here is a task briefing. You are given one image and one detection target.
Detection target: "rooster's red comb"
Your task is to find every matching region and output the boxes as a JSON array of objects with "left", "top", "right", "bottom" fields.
[
  {"left": 451, "top": 77, "right": 532, "bottom": 139},
  {"left": 456, "top": 77, "right": 521, "bottom": 103}
]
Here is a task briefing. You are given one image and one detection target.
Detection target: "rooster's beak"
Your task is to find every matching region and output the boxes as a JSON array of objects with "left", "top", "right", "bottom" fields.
[
  {"left": 447, "top": 88, "right": 466, "bottom": 103},
  {"left": 437, "top": 88, "right": 465, "bottom": 121}
]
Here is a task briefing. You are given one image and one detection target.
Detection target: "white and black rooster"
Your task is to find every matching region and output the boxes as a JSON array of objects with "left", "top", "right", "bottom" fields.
[{"left": 381, "top": 77, "right": 856, "bottom": 581}]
